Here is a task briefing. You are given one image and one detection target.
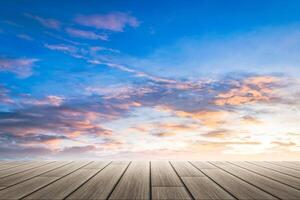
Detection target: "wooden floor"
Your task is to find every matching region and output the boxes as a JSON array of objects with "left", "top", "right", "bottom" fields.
[{"left": 0, "top": 161, "right": 299, "bottom": 199}]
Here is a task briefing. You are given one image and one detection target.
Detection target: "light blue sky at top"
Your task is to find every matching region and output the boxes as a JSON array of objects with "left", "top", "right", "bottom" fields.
[{"left": 0, "top": 0, "right": 300, "bottom": 160}]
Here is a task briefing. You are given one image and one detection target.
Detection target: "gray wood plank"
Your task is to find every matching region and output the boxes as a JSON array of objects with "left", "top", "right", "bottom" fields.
[
  {"left": 0, "top": 161, "right": 93, "bottom": 199},
  {"left": 0, "top": 177, "right": 58, "bottom": 200},
  {"left": 230, "top": 161, "right": 300, "bottom": 190},
  {"left": 182, "top": 177, "right": 235, "bottom": 200},
  {"left": 0, "top": 161, "right": 70, "bottom": 187},
  {"left": 0, "top": 161, "right": 30, "bottom": 170},
  {"left": 191, "top": 162, "right": 276, "bottom": 200},
  {"left": 287, "top": 161, "right": 300, "bottom": 167},
  {"left": 251, "top": 161, "right": 300, "bottom": 179},
  {"left": 41, "top": 161, "right": 91, "bottom": 177},
  {"left": 151, "top": 161, "right": 183, "bottom": 186},
  {"left": 81, "top": 161, "right": 108, "bottom": 169},
  {"left": 267, "top": 161, "right": 300, "bottom": 171},
  {"left": 109, "top": 161, "right": 149, "bottom": 200},
  {"left": 24, "top": 168, "right": 101, "bottom": 200},
  {"left": 170, "top": 161, "right": 205, "bottom": 177},
  {"left": 0, "top": 161, "right": 53, "bottom": 178},
  {"left": 212, "top": 162, "right": 300, "bottom": 199},
  {"left": 67, "top": 162, "right": 128, "bottom": 200},
  {"left": 191, "top": 161, "right": 217, "bottom": 169},
  {"left": 152, "top": 187, "right": 192, "bottom": 200}
]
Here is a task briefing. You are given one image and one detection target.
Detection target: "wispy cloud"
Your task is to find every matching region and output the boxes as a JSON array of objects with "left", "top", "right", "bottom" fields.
[
  {"left": 66, "top": 28, "right": 108, "bottom": 40},
  {"left": 44, "top": 44, "right": 77, "bottom": 54},
  {"left": 75, "top": 12, "right": 139, "bottom": 32},
  {"left": 25, "top": 13, "right": 61, "bottom": 30},
  {"left": 0, "top": 57, "right": 38, "bottom": 77},
  {"left": 0, "top": 85, "right": 14, "bottom": 104},
  {"left": 17, "top": 34, "right": 33, "bottom": 41}
]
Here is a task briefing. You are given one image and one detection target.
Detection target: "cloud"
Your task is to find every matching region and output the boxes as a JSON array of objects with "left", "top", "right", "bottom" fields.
[
  {"left": 66, "top": 28, "right": 108, "bottom": 40},
  {"left": 0, "top": 132, "right": 70, "bottom": 146},
  {"left": 23, "top": 95, "right": 65, "bottom": 106},
  {"left": 0, "top": 85, "right": 14, "bottom": 104},
  {"left": 214, "top": 76, "right": 279, "bottom": 106},
  {"left": 271, "top": 141, "right": 296, "bottom": 147},
  {"left": 202, "top": 129, "right": 231, "bottom": 138},
  {"left": 25, "top": 13, "right": 61, "bottom": 29},
  {"left": 0, "top": 57, "right": 38, "bottom": 77},
  {"left": 75, "top": 12, "right": 139, "bottom": 32},
  {"left": 44, "top": 44, "right": 77, "bottom": 53},
  {"left": 17, "top": 34, "right": 33, "bottom": 41},
  {"left": 59, "top": 145, "right": 97, "bottom": 154}
]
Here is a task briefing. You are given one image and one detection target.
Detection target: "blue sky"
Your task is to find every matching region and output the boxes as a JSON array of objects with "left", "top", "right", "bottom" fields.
[{"left": 0, "top": 0, "right": 300, "bottom": 160}]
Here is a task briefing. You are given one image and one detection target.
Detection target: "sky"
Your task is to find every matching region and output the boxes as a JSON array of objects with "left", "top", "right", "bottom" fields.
[{"left": 0, "top": 0, "right": 300, "bottom": 160}]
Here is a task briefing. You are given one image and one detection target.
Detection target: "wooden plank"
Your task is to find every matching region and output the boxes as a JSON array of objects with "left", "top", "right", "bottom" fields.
[
  {"left": 251, "top": 161, "right": 300, "bottom": 179},
  {"left": 24, "top": 168, "right": 101, "bottom": 200},
  {"left": 287, "top": 161, "right": 300, "bottom": 167},
  {"left": 81, "top": 161, "right": 108, "bottom": 169},
  {"left": 0, "top": 177, "right": 58, "bottom": 200},
  {"left": 152, "top": 187, "right": 191, "bottom": 200},
  {"left": 267, "top": 161, "right": 300, "bottom": 171},
  {"left": 110, "top": 161, "right": 129, "bottom": 165},
  {"left": 151, "top": 161, "right": 191, "bottom": 199},
  {"left": 174, "top": 162, "right": 234, "bottom": 199},
  {"left": 151, "top": 161, "right": 183, "bottom": 186},
  {"left": 212, "top": 162, "right": 300, "bottom": 199},
  {"left": 182, "top": 177, "right": 235, "bottom": 200},
  {"left": 0, "top": 161, "right": 34, "bottom": 171},
  {"left": 0, "top": 161, "right": 93, "bottom": 199},
  {"left": 66, "top": 162, "right": 128, "bottom": 200},
  {"left": 170, "top": 161, "right": 205, "bottom": 177},
  {"left": 109, "top": 161, "right": 149, "bottom": 200},
  {"left": 0, "top": 161, "right": 70, "bottom": 187},
  {"left": 0, "top": 161, "right": 52, "bottom": 178},
  {"left": 41, "top": 161, "right": 91, "bottom": 177},
  {"left": 190, "top": 161, "right": 217, "bottom": 169},
  {"left": 191, "top": 162, "right": 276, "bottom": 200},
  {"left": 230, "top": 161, "right": 300, "bottom": 190}
]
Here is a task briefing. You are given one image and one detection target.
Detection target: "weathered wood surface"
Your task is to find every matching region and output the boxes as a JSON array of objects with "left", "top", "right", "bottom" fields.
[{"left": 0, "top": 161, "right": 298, "bottom": 200}]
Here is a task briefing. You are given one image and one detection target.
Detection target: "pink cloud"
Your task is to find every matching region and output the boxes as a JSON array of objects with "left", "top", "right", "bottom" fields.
[
  {"left": 0, "top": 58, "right": 38, "bottom": 77},
  {"left": 44, "top": 44, "right": 77, "bottom": 53},
  {"left": 25, "top": 13, "right": 61, "bottom": 30},
  {"left": 66, "top": 28, "right": 108, "bottom": 40},
  {"left": 75, "top": 12, "right": 139, "bottom": 32}
]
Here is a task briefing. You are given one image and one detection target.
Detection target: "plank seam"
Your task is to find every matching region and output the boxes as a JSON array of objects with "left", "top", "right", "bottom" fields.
[
  {"left": 189, "top": 162, "right": 238, "bottom": 200},
  {"left": 228, "top": 161, "right": 300, "bottom": 191},
  {"left": 0, "top": 161, "right": 34, "bottom": 172},
  {"left": 208, "top": 162, "right": 281, "bottom": 200},
  {"left": 169, "top": 161, "right": 195, "bottom": 200},
  {"left": 19, "top": 161, "right": 95, "bottom": 200},
  {"left": 246, "top": 161, "right": 300, "bottom": 180},
  {"left": 106, "top": 161, "right": 132, "bottom": 200},
  {"left": 149, "top": 161, "right": 152, "bottom": 200},
  {"left": 62, "top": 161, "right": 113, "bottom": 200},
  {"left": 0, "top": 161, "right": 56, "bottom": 179},
  {"left": 265, "top": 161, "right": 300, "bottom": 172},
  {"left": 0, "top": 161, "right": 74, "bottom": 190}
]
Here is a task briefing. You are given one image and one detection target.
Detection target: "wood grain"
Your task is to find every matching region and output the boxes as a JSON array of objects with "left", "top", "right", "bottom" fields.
[
  {"left": 66, "top": 162, "right": 128, "bottom": 200},
  {"left": 193, "top": 162, "right": 276, "bottom": 200},
  {"left": 109, "top": 161, "right": 150, "bottom": 200},
  {"left": 212, "top": 162, "right": 300, "bottom": 199}
]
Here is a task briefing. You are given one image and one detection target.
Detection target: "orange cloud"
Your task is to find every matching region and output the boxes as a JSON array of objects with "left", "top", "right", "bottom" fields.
[
  {"left": 174, "top": 110, "right": 230, "bottom": 127},
  {"left": 241, "top": 115, "right": 262, "bottom": 124},
  {"left": 214, "top": 76, "right": 279, "bottom": 106}
]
